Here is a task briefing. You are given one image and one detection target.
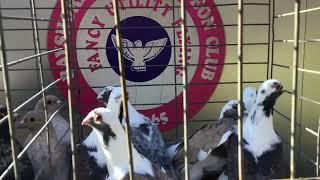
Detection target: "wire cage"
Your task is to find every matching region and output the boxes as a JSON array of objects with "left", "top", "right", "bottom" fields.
[{"left": 0, "top": 0, "right": 319, "bottom": 179}]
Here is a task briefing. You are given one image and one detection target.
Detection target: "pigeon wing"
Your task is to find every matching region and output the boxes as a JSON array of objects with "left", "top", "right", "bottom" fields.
[
  {"left": 143, "top": 38, "right": 167, "bottom": 61},
  {"left": 111, "top": 34, "right": 135, "bottom": 62}
]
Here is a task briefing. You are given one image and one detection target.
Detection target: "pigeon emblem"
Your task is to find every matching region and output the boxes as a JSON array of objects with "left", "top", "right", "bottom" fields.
[{"left": 111, "top": 34, "right": 168, "bottom": 72}]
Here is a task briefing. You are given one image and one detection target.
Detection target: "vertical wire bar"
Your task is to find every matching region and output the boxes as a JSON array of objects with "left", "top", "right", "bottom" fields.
[
  {"left": 290, "top": 0, "right": 301, "bottom": 178},
  {"left": 60, "top": 0, "right": 77, "bottom": 179},
  {"left": 269, "top": 0, "right": 275, "bottom": 79},
  {"left": 266, "top": 0, "right": 272, "bottom": 79},
  {"left": 317, "top": 116, "right": 320, "bottom": 176},
  {"left": 237, "top": 0, "right": 244, "bottom": 180},
  {"left": 180, "top": 0, "right": 189, "bottom": 179},
  {"left": 111, "top": 1, "right": 134, "bottom": 180},
  {"left": 0, "top": 3, "right": 20, "bottom": 180},
  {"left": 29, "top": 0, "right": 51, "bottom": 158}
]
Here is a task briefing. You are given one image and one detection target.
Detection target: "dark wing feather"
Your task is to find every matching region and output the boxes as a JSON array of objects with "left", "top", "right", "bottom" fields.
[
  {"left": 130, "top": 121, "right": 175, "bottom": 177},
  {"left": 225, "top": 134, "right": 284, "bottom": 180},
  {"left": 172, "top": 117, "right": 236, "bottom": 178},
  {"left": 75, "top": 144, "right": 108, "bottom": 180}
]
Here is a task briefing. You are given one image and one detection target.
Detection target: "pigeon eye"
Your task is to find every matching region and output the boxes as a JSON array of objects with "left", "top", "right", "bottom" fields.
[
  {"left": 261, "top": 90, "right": 266, "bottom": 94},
  {"left": 95, "top": 114, "right": 102, "bottom": 124},
  {"left": 30, "top": 118, "right": 35, "bottom": 122},
  {"left": 47, "top": 100, "right": 52, "bottom": 105}
]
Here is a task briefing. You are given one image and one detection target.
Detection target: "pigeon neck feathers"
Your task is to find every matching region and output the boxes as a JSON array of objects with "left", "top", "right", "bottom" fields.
[{"left": 82, "top": 131, "right": 107, "bottom": 168}]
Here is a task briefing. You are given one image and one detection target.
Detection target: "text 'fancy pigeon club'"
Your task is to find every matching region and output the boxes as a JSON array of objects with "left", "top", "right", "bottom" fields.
[{"left": 47, "top": 0, "right": 226, "bottom": 131}]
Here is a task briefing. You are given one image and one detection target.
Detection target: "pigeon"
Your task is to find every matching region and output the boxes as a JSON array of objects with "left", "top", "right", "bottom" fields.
[
  {"left": 171, "top": 106, "right": 237, "bottom": 180},
  {"left": 97, "top": 86, "right": 175, "bottom": 177},
  {"left": 75, "top": 130, "right": 109, "bottom": 180},
  {"left": 225, "top": 79, "right": 284, "bottom": 179},
  {"left": 167, "top": 86, "right": 257, "bottom": 164},
  {"left": 81, "top": 107, "right": 174, "bottom": 180},
  {"left": 17, "top": 110, "right": 69, "bottom": 180},
  {"left": 34, "top": 95, "right": 71, "bottom": 145},
  {"left": 0, "top": 105, "right": 34, "bottom": 180}
]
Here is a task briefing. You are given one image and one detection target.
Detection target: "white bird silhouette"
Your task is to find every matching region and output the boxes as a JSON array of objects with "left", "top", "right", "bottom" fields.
[{"left": 111, "top": 34, "right": 168, "bottom": 72}]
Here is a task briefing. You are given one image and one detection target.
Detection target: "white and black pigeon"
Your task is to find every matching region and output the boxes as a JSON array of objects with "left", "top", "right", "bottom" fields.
[
  {"left": 171, "top": 105, "right": 238, "bottom": 180},
  {"left": 18, "top": 110, "right": 69, "bottom": 180},
  {"left": 166, "top": 87, "right": 257, "bottom": 180},
  {"left": 225, "top": 79, "right": 284, "bottom": 179},
  {"left": 168, "top": 86, "right": 257, "bottom": 161},
  {"left": 75, "top": 129, "right": 109, "bottom": 180},
  {"left": 81, "top": 107, "right": 174, "bottom": 180},
  {"left": 34, "top": 95, "right": 71, "bottom": 145},
  {"left": 0, "top": 105, "right": 34, "bottom": 180},
  {"left": 96, "top": 86, "right": 175, "bottom": 177}
]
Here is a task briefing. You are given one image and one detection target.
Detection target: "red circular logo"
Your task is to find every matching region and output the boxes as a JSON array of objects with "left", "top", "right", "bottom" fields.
[{"left": 47, "top": 0, "right": 225, "bottom": 132}]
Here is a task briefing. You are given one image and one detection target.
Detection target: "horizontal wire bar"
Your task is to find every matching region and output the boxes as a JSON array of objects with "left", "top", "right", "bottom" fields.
[
  {"left": 0, "top": 103, "right": 65, "bottom": 179},
  {"left": 0, "top": 77, "right": 64, "bottom": 125},
  {"left": 0, "top": 48, "right": 63, "bottom": 69},
  {"left": 0, "top": 23, "right": 270, "bottom": 31},
  {"left": 274, "top": 39, "right": 320, "bottom": 43},
  {"left": 0, "top": 61, "right": 269, "bottom": 71},
  {"left": 273, "top": 109, "right": 319, "bottom": 138},
  {"left": 273, "top": 63, "right": 320, "bottom": 75},
  {"left": 1, "top": 15, "right": 61, "bottom": 22},
  {"left": 275, "top": 6, "right": 320, "bottom": 18},
  {"left": 4, "top": 42, "right": 269, "bottom": 51},
  {"left": 0, "top": 80, "right": 264, "bottom": 92},
  {"left": 0, "top": 3, "right": 270, "bottom": 10}
]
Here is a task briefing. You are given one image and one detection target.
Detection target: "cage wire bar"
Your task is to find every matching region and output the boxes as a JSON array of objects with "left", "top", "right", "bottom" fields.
[
  {"left": 0, "top": 2, "right": 20, "bottom": 179},
  {"left": 180, "top": 0, "right": 190, "bottom": 179},
  {"left": 111, "top": 0, "right": 135, "bottom": 180},
  {"left": 59, "top": 0, "right": 78, "bottom": 179},
  {"left": 290, "top": 0, "right": 301, "bottom": 178},
  {"left": 237, "top": 0, "right": 244, "bottom": 180},
  {"left": 29, "top": 0, "right": 51, "bottom": 159}
]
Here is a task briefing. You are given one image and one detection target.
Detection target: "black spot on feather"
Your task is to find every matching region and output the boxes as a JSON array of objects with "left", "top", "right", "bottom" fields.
[{"left": 262, "top": 91, "right": 283, "bottom": 117}]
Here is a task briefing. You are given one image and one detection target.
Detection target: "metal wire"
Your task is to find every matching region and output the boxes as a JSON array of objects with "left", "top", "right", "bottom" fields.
[
  {"left": 275, "top": 6, "right": 320, "bottom": 18},
  {"left": 180, "top": 0, "right": 189, "bottom": 179},
  {"left": 1, "top": 15, "right": 62, "bottom": 22},
  {"left": 290, "top": 1, "right": 301, "bottom": 178},
  {"left": 0, "top": 77, "right": 63, "bottom": 125},
  {"left": 0, "top": 2, "right": 20, "bottom": 179},
  {"left": 111, "top": 0, "right": 134, "bottom": 179},
  {"left": 317, "top": 116, "right": 320, "bottom": 176},
  {"left": 237, "top": 0, "right": 244, "bottom": 179},
  {"left": 0, "top": 48, "right": 63, "bottom": 69},
  {"left": 29, "top": 0, "right": 51, "bottom": 160},
  {"left": 59, "top": 0, "right": 77, "bottom": 179}
]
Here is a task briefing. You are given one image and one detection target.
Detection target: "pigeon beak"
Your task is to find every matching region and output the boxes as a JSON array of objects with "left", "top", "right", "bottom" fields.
[
  {"left": 13, "top": 112, "right": 20, "bottom": 120},
  {"left": 81, "top": 117, "right": 93, "bottom": 126},
  {"left": 56, "top": 100, "right": 62, "bottom": 106},
  {"left": 15, "top": 119, "right": 26, "bottom": 129}
]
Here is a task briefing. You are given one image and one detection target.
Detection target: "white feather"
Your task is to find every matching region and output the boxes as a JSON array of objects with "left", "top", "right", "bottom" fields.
[
  {"left": 166, "top": 143, "right": 180, "bottom": 160},
  {"left": 82, "top": 131, "right": 107, "bottom": 168}
]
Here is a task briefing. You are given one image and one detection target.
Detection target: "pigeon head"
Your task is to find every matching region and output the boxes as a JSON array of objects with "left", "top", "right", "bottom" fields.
[
  {"left": 35, "top": 95, "right": 62, "bottom": 114},
  {"left": 17, "top": 110, "right": 45, "bottom": 131},
  {"left": 219, "top": 100, "right": 239, "bottom": 119},
  {"left": 96, "top": 86, "right": 114, "bottom": 106},
  {"left": 81, "top": 108, "right": 117, "bottom": 148},
  {"left": 255, "top": 79, "right": 283, "bottom": 117}
]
